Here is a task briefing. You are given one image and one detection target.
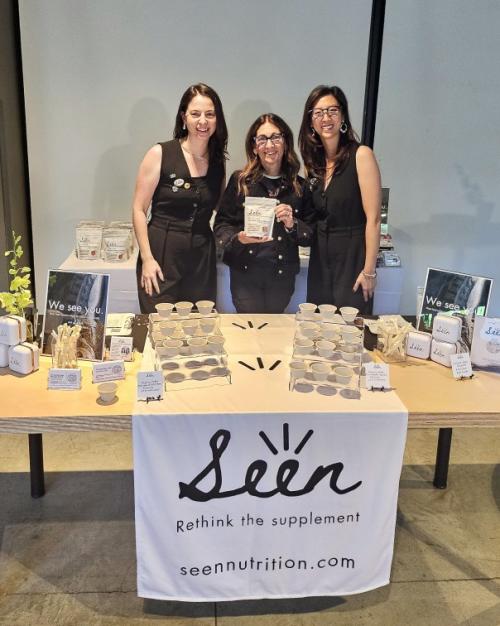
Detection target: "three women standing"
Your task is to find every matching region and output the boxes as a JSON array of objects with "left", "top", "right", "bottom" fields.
[
  {"left": 299, "top": 85, "right": 382, "bottom": 314},
  {"left": 133, "top": 83, "right": 227, "bottom": 314}
]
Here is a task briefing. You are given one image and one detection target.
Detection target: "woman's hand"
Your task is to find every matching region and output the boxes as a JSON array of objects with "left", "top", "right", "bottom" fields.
[
  {"left": 275, "top": 204, "right": 294, "bottom": 230},
  {"left": 353, "top": 271, "right": 377, "bottom": 302},
  {"left": 141, "top": 257, "right": 164, "bottom": 296},
  {"left": 237, "top": 232, "right": 270, "bottom": 244}
]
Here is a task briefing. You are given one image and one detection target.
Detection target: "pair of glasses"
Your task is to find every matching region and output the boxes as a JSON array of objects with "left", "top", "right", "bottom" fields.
[
  {"left": 187, "top": 110, "right": 216, "bottom": 120},
  {"left": 254, "top": 132, "right": 284, "bottom": 148},
  {"left": 309, "top": 106, "right": 341, "bottom": 120}
]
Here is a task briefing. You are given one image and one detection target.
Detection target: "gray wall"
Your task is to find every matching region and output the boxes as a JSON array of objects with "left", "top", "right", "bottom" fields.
[
  {"left": 376, "top": 0, "right": 500, "bottom": 314},
  {"left": 19, "top": 0, "right": 500, "bottom": 314}
]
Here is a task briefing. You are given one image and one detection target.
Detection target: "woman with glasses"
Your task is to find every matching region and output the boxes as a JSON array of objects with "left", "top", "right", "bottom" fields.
[
  {"left": 133, "top": 83, "right": 227, "bottom": 313},
  {"left": 214, "top": 113, "right": 311, "bottom": 313},
  {"left": 299, "top": 85, "right": 381, "bottom": 313}
]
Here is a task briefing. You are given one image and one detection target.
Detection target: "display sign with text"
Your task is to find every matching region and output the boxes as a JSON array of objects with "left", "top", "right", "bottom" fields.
[{"left": 41, "top": 270, "right": 109, "bottom": 361}]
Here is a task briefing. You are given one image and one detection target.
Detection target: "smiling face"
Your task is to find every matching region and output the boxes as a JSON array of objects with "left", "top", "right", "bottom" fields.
[
  {"left": 182, "top": 94, "right": 217, "bottom": 142},
  {"left": 253, "top": 121, "right": 285, "bottom": 176},
  {"left": 310, "top": 94, "right": 344, "bottom": 142}
]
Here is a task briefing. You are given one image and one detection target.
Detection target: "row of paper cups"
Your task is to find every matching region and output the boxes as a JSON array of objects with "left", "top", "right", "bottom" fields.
[
  {"left": 298, "top": 303, "right": 359, "bottom": 322},
  {"left": 152, "top": 316, "right": 217, "bottom": 339},
  {"left": 294, "top": 337, "right": 361, "bottom": 361},
  {"left": 298, "top": 322, "right": 362, "bottom": 342},
  {"left": 156, "top": 300, "right": 214, "bottom": 318},
  {"left": 290, "top": 361, "right": 355, "bottom": 384},
  {"left": 156, "top": 335, "right": 225, "bottom": 358}
]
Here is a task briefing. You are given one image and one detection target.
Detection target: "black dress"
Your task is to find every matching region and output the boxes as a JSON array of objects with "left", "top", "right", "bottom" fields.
[
  {"left": 304, "top": 145, "right": 372, "bottom": 314},
  {"left": 136, "top": 140, "right": 224, "bottom": 313},
  {"left": 213, "top": 171, "right": 312, "bottom": 313}
]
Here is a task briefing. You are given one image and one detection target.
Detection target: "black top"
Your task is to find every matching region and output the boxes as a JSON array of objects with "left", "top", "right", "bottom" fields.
[
  {"left": 150, "top": 139, "right": 225, "bottom": 233},
  {"left": 213, "top": 171, "right": 312, "bottom": 277},
  {"left": 304, "top": 145, "right": 366, "bottom": 230}
]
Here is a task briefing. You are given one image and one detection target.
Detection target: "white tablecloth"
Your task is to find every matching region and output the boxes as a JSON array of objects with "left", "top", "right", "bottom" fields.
[{"left": 133, "top": 315, "right": 408, "bottom": 601}]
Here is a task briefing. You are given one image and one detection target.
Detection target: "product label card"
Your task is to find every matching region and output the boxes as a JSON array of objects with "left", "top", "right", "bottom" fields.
[
  {"left": 109, "top": 336, "right": 134, "bottom": 361},
  {"left": 365, "top": 363, "right": 390, "bottom": 390},
  {"left": 450, "top": 353, "right": 473, "bottom": 379},
  {"left": 48, "top": 368, "right": 82, "bottom": 390},
  {"left": 137, "top": 371, "right": 164, "bottom": 402},
  {"left": 92, "top": 360, "right": 125, "bottom": 383}
]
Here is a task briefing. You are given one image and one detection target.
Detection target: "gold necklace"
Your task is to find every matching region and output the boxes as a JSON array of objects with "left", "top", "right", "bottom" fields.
[{"left": 181, "top": 143, "right": 208, "bottom": 162}]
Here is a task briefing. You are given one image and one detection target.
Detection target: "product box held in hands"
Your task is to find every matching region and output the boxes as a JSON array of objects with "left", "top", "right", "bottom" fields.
[
  {"left": 8, "top": 342, "right": 40, "bottom": 375},
  {"left": 0, "top": 315, "right": 27, "bottom": 346}
]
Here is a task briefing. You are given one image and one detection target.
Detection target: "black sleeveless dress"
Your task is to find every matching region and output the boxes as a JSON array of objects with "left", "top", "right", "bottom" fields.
[
  {"left": 305, "top": 145, "right": 371, "bottom": 313},
  {"left": 136, "top": 140, "right": 224, "bottom": 313}
]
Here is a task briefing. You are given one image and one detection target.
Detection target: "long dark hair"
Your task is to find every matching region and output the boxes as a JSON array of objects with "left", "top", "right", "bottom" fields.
[
  {"left": 238, "top": 113, "right": 301, "bottom": 196},
  {"left": 173, "top": 83, "right": 228, "bottom": 163},
  {"left": 298, "top": 85, "right": 359, "bottom": 180}
]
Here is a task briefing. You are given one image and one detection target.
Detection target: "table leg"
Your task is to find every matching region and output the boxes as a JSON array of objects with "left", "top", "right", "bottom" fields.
[
  {"left": 28, "top": 434, "right": 45, "bottom": 498},
  {"left": 433, "top": 428, "right": 453, "bottom": 489}
]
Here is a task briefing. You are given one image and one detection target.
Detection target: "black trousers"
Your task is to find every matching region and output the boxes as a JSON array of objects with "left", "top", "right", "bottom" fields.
[
  {"left": 137, "top": 221, "right": 216, "bottom": 314},
  {"left": 307, "top": 225, "right": 372, "bottom": 315},
  {"left": 230, "top": 267, "right": 295, "bottom": 314}
]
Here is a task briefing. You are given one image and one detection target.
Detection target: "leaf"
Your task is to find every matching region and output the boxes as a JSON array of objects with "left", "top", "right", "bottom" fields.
[
  {"left": 8, "top": 269, "right": 16, "bottom": 275},
  {"left": 15, "top": 235, "right": 21, "bottom": 245},
  {"left": 21, "top": 267, "right": 31, "bottom": 274},
  {"left": 4, "top": 251, "right": 12, "bottom": 256},
  {"left": 15, "top": 246, "right": 23, "bottom": 257}
]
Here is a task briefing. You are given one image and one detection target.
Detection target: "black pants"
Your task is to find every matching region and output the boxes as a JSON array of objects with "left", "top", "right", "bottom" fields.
[
  {"left": 230, "top": 267, "right": 295, "bottom": 314},
  {"left": 137, "top": 221, "right": 216, "bottom": 314},
  {"left": 307, "top": 225, "right": 372, "bottom": 315}
]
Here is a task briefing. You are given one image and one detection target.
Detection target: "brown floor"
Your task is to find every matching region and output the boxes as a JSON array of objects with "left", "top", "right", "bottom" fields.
[{"left": 0, "top": 428, "right": 499, "bottom": 626}]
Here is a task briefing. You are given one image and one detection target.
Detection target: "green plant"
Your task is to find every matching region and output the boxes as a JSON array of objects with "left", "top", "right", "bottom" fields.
[{"left": 0, "top": 231, "right": 33, "bottom": 315}]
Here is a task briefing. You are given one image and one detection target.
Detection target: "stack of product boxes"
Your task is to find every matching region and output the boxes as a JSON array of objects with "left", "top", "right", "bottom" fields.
[
  {"left": 0, "top": 315, "right": 40, "bottom": 375},
  {"left": 406, "top": 313, "right": 462, "bottom": 367}
]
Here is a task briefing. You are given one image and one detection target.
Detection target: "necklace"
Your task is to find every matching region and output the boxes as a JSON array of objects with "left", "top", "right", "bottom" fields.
[{"left": 181, "top": 143, "right": 208, "bottom": 162}]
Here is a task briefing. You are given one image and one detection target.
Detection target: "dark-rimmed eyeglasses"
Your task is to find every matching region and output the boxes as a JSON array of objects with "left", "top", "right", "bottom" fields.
[
  {"left": 309, "top": 106, "right": 341, "bottom": 120},
  {"left": 254, "top": 133, "right": 284, "bottom": 148}
]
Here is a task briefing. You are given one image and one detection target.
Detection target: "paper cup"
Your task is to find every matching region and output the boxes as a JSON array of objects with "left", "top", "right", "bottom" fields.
[
  {"left": 294, "top": 337, "right": 314, "bottom": 355},
  {"left": 298, "top": 302, "right": 317, "bottom": 320},
  {"left": 200, "top": 318, "right": 217, "bottom": 333},
  {"left": 163, "top": 339, "right": 183, "bottom": 357},
  {"left": 320, "top": 323, "right": 340, "bottom": 341},
  {"left": 334, "top": 366, "right": 354, "bottom": 384},
  {"left": 175, "top": 301, "right": 193, "bottom": 317},
  {"left": 289, "top": 361, "right": 307, "bottom": 380},
  {"left": 181, "top": 319, "right": 199, "bottom": 335},
  {"left": 207, "top": 335, "right": 225, "bottom": 354},
  {"left": 317, "top": 340, "right": 335, "bottom": 358},
  {"left": 188, "top": 336, "right": 208, "bottom": 355},
  {"left": 196, "top": 300, "right": 215, "bottom": 316},
  {"left": 340, "top": 345, "right": 359, "bottom": 362},
  {"left": 319, "top": 304, "right": 337, "bottom": 320},
  {"left": 159, "top": 321, "right": 177, "bottom": 337},
  {"left": 311, "top": 362, "right": 330, "bottom": 381},
  {"left": 299, "top": 321, "right": 320, "bottom": 337},
  {"left": 341, "top": 325, "right": 362, "bottom": 342},
  {"left": 97, "top": 382, "right": 117, "bottom": 403},
  {"left": 340, "top": 306, "right": 359, "bottom": 323},
  {"left": 155, "top": 303, "right": 174, "bottom": 318}
]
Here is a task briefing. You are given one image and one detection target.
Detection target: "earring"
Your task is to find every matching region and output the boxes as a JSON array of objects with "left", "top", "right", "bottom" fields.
[
  {"left": 340, "top": 121, "right": 348, "bottom": 134},
  {"left": 182, "top": 123, "right": 186, "bottom": 131},
  {"left": 311, "top": 127, "right": 316, "bottom": 137}
]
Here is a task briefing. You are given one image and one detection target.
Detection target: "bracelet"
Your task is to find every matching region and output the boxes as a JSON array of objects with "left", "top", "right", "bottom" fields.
[{"left": 362, "top": 270, "right": 377, "bottom": 279}]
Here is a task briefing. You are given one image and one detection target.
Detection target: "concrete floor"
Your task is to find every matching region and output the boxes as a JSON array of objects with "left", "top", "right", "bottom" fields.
[{"left": 0, "top": 429, "right": 499, "bottom": 626}]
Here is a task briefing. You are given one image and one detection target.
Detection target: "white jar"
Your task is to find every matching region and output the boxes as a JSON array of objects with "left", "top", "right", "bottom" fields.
[
  {"left": 8, "top": 342, "right": 40, "bottom": 375},
  {"left": 0, "top": 315, "right": 27, "bottom": 346},
  {"left": 0, "top": 343, "right": 9, "bottom": 367},
  {"left": 432, "top": 314, "right": 462, "bottom": 344},
  {"left": 406, "top": 331, "right": 432, "bottom": 360}
]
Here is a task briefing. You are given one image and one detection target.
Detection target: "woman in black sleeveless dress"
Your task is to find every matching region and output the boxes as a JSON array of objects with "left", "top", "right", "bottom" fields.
[
  {"left": 132, "top": 84, "right": 227, "bottom": 313},
  {"left": 299, "top": 85, "right": 381, "bottom": 314}
]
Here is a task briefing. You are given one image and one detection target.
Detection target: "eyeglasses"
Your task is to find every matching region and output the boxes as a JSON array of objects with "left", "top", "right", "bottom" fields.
[
  {"left": 309, "top": 106, "right": 341, "bottom": 120},
  {"left": 254, "top": 132, "right": 284, "bottom": 148},
  {"left": 187, "top": 110, "right": 216, "bottom": 120}
]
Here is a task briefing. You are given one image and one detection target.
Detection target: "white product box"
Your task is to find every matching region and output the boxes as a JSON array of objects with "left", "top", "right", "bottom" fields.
[
  {"left": 8, "top": 342, "right": 40, "bottom": 375},
  {"left": 0, "top": 315, "right": 27, "bottom": 346},
  {"left": 470, "top": 316, "right": 500, "bottom": 367},
  {"left": 430, "top": 338, "right": 457, "bottom": 367},
  {"left": 406, "top": 330, "right": 432, "bottom": 360},
  {"left": 432, "top": 314, "right": 462, "bottom": 344},
  {"left": 0, "top": 343, "right": 9, "bottom": 367}
]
